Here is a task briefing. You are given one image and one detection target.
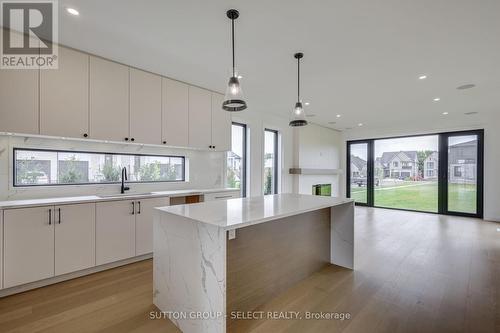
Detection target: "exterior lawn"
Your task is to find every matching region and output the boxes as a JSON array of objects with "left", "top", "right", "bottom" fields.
[{"left": 350, "top": 182, "right": 476, "bottom": 214}]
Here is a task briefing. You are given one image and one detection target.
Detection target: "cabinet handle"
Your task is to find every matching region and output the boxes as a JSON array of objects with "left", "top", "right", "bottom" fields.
[
  {"left": 48, "top": 208, "right": 52, "bottom": 225},
  {"left": 131, "top": 138, "right": 135, "bottom": 142},
  {"left": 137, "top": 201, "right": 141, "bottom": 214},
  {"left": 162, "top": 141, "right": 166, "bottom": 144},
  {"left": 58, "top": 208, "right": 61, "bottom": 224},
  {"left": 125, "top": 137, "right": 129, "bottom": 141},
  {"left": 215, "top": 195, "right": 233, "bottom": 199},
  {"left": 131, "top": 201, "right": 135, "bottom": 215},
  {"left": 83, "top": 133, "right": 88, "bottom": 138}
]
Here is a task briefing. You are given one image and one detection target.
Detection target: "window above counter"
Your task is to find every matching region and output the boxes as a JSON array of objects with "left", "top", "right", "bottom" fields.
[{"left": 14, "top": 148, "right": 185, "bottom": 187}]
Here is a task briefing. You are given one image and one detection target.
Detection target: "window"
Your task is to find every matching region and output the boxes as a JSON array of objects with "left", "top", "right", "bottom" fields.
[
  {"left": 264, "top": 129, "right": 278, "bottom": 195},
  {"left": 227, "top": 123, "right": 247, "bottom": 197},
  {"left": 14, "top": 148, "right": 185, "bottom": 186},
  {"left": 347, "top": 129, "right": 483, "bottom": 218}
]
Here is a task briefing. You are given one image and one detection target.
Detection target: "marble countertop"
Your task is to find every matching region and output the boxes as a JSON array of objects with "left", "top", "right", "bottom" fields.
[
  {"left": 156, "top": 193, "right": 353, "bottom": 230},
  {"left": 0, "top": 188, "right": 240, "bottom": 209}
]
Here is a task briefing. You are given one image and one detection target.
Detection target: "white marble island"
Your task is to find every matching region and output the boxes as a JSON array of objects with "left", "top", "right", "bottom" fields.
[{"left": 153, "top": 194, "right": 354, "bottom": 333}]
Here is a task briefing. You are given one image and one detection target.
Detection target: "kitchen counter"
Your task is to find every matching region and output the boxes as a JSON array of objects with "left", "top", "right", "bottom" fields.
[
  {"left": 153, "top": 193, "right": 354, "bottom": 333},
  {"left": 0, "top": 188, "right": 239, "bottom": 209},
  {"left": 157, "top": 193, "right": 353, "bottom": 230}
]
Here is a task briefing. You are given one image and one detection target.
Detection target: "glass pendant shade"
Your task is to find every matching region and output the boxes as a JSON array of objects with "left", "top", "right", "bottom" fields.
[
  {"left": 223, "top": 75, "right": 247, "bottom": 111},
  {"left": 289, "top": 101, "right": 308, "bottom": 127}
]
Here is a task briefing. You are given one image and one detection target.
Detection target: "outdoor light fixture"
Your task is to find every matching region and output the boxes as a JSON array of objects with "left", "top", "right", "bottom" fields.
[
  {"left": 289, "top": 52, "right": 307, "bottom": 127},
  {"left": 222, "top": 9, "right": 247, "bottom": 112}
]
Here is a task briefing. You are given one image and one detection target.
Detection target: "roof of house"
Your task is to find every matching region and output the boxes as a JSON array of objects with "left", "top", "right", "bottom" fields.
[
  {"left": 350, "top": 155, "right": 367, "bottom": 170},
  {"left": 380, "top": 151, "right": 417, "bottom": 165}
]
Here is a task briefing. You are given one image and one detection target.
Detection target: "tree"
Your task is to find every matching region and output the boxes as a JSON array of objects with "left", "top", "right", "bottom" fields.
[
  {"left": 101, "top": 163, "right": 121, "bottom": 182},
  {"left": 59, "top": 156, "right": 85, "bottom": 184},
  {"left": 417, "top": 150, "right": 434, "bottom": 178},
  {"left": 139, "top": 161, "right": 161, "bottom": 181},
  {"left": 264, "top": 168, "right": 273, "bottom": 195}
]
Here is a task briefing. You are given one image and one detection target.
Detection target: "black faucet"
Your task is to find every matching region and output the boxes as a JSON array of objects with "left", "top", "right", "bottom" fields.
[{"left": 121, "top": 167, "right": 130, "bottom": 194}]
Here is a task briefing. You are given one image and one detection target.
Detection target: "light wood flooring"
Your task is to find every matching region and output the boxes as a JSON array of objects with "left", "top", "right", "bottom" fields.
[{"left": 0, "top": 207, "right": 498, "bottom": 332}]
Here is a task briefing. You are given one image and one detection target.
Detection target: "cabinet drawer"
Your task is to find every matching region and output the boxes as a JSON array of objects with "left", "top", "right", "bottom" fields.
[{"left": 203, "top": 191, "right": 241, "bottom": 202}]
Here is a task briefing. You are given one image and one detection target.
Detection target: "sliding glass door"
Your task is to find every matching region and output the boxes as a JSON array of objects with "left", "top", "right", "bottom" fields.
[
  {"left": 442, "top": 131, "right": 483, "bottom": 216},
  {"left": 347, "top": 130, "right": 483, "bottom": 217}
]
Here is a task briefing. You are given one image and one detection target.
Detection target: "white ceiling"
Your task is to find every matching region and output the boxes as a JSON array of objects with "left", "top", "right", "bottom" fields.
[{"left": 58, "top": 0, "right": 500, "bottom": 132}]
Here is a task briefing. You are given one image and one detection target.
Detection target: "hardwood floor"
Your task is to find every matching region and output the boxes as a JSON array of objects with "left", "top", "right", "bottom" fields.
[{"left": 0, "top": 207, "right": 498, "bottom": 332}]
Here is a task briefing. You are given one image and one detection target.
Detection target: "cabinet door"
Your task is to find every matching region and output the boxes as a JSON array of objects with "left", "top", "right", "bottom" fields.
[
  {"left": 211, "top": 93, "right": 231, "bottom": 151},
  {"left": 3, "top": 207, "right": 55, "bottom": 288},
  {"left": 0, "top": 69, "right": 39, "bottom": 134},
  {"left": 130, "top": 68, "right": 162, "bottom": 144},
  {"left": 188, "top": 86, "right": 212, "bottom": 149},
  {"left": 0, "top": 210, "right": 3, "bottom": 290},
  {"left": 135, "top": 197, "right": 169, "bottom": 256},
  {"left": 54, "top": 203, "right": 95, "bottom": 276},
  {"left": 96, "top": 200, "right": 136, "bottom": 265},
  {"left": 90, "top": 56, "right": 130, "bottom": 142},
  {"left": 162, "top": 78, "right": 189, "bottom": 147},
  {"left": 40, "top": 46, "right": 89, "bottom": 138}
]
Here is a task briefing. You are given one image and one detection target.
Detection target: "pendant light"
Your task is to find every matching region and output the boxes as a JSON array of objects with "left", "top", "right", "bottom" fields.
[
  {"left": 289, "top": 52, "right": 308, "bottom": 127},
  {"left": 222, "top": 9, "right": 247, "bottom": 112}
]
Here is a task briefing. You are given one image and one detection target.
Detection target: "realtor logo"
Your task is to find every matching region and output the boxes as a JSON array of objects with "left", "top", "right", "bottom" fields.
[{"left": 1, "top": 0, "right": 58, "bottom": 69}]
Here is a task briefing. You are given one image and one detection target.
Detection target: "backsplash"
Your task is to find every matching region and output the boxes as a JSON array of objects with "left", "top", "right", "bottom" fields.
[{"left": 0, "top": 135, "right": 226, "bottom": 201}]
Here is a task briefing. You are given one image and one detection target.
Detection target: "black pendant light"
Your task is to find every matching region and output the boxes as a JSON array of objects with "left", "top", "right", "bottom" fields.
[
  {"left": 289, "top": 52, "right": 308, "bottom": 127},
  {"left": 222, "top": 9, "right": 247, "bottom": 112}
]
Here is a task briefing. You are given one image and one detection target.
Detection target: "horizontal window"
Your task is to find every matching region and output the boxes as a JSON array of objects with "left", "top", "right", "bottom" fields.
[{"left": 14, "top": 148, "right": 185, "bottom": 186}]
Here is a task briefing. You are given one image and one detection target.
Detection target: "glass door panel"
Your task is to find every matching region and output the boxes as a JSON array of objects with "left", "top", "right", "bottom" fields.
[
  {"left": 447, "top": 135, "right": 478, "bottom": 214},
  {"left": 349, "top": 143, "right": 369, "bottom": 204}
]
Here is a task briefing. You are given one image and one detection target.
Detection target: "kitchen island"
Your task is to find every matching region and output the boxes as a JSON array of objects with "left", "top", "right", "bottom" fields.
[{"left": 153, "top": 194, "right": 354, "bottom": 333}]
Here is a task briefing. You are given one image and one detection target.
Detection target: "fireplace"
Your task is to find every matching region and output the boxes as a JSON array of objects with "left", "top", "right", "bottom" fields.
[{"left": 312, "top": 184, "right": 331, "bottom": 196}]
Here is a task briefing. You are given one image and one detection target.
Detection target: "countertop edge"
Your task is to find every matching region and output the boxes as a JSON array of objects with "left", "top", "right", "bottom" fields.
[{"left": 0, "top": 188, "right": 240, "bottom": 209}]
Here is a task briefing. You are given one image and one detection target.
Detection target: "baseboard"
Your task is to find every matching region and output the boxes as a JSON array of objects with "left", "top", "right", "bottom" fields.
[
  {"left": 483, "top": 216, "right": 500, "bottom": 223},
  {"left": 0, "top": 253, "right": 153, "bottom": 298}
]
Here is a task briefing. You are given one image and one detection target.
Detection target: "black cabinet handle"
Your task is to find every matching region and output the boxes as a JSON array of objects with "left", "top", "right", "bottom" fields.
[
  {"left": 125, "top": 137, "right": 129, "bottom": 141},
  {"left": 163, "top": 141, "right": 166, "bottom": 144},
  {"left": 48, "top": 208, "right": 52, "bottom": 225},
  {"left": 131, "top": 138, "right": 135, "bottom": 142},
  {"left": 131, "top": 201, "right": 135, "bottom": 215},
  {"left": 137, "top": 201, "right": 141, "bottom": 214},
  {"left": 58, "top": 208, "right": 61, "bottom": 224},
  {"left": 83, "top": 133, "right": 88, "bottom": 138}
]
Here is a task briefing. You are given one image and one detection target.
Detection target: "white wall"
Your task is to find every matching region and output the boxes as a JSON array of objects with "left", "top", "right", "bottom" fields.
[
  {"left": 341, "top": 115, "right": 499, "bottom": 222},
  {"left": 292, "top": 124, "right": 342, "bottom": 197}
]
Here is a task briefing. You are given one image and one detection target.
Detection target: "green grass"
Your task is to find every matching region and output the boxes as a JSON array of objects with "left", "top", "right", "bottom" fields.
[{"left": 351, "top": 183, "right": 476, "bottom": 213}]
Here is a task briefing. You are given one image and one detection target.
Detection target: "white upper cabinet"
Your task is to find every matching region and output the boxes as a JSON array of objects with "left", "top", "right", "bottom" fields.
[
  {"left": 211, "top": 93, "right": 231, "bottom": 151},
  {"left": 40, "top": 46, "right": 89, "bottom": 138},
  {"left": 90, "top": 56, "right": 130, "bottom": 142},
  {"left": 0, "top": 69, "right": 39, "bottom": 135},
  {"left": 130, "top": 68, "right": 162, "bottom": 144},
  {"left": 54, "top": 203, "right": 96, "bottom": 276},
  {"left": 3, "top": 207, "right": 55, "bottom": 288},
  {"left": 162, "top": 78, "right": 189, "bottom": 147},
  {"left": 0, "top": 29, "right": 39, "bottom": 135},
  {"left": 188, "top": 86, "right": 212, "bottom": 149}
]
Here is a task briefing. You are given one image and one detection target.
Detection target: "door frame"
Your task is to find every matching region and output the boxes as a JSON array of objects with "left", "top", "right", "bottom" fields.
[{"left": 346, "top": 139, "right": 374, "bottom": 206}]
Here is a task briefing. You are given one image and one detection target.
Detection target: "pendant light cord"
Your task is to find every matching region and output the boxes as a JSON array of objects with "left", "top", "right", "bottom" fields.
[
  {"left": 297, "top": 56, "right": 300, "bottom": 102},
  {"left": 232, "top": 18, "right": 235, "bottom": 77}
]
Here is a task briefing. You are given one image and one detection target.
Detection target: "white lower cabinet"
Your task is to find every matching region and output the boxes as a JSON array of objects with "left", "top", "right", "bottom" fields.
[
  {"left": 96, "top": 200, "right": 136, "bottom": 265},
  {"left": 3, "top": 207, "right": 55, "bottom": 288},
  {"left": 54, "top": 203, "right": 96, "bottom": 276},
  {"left": 135, "top": 197, "right": 170, "bottom": 256},
  {"left": 0, "top": 210, "right": 3, "bottom": 290}
]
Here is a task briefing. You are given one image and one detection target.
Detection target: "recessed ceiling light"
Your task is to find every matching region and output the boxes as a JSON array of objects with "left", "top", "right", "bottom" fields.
[
  {"left": 457, "top": 84, "right": 475, "bottom": 90},
  {"left": 358, "top": 123, "right": 363, "bottom": 126},
  {"left": 418, "top": 75, "right": 427, "bottom": 80},
  {"left": 66, "top": 7, "right": 79, "bottom": 16},
  {"left": 464, "top": 111, "right": 479, "bottom": 115},
  {"left": 304, "top": 102, "right": 310, "bottom": 106},
  {"left": 442, "top": 112, "right": 449, "bottom": 115},
  {"left": 433, "top": 97, "right": 441, "bottom": 102},
  {"left": 336, "top": 114, "right": 341, "bottom": 118}
]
